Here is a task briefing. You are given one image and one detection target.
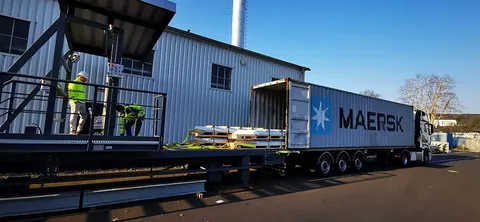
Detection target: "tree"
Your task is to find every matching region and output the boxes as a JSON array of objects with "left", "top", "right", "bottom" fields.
[
  {"left": 360, "top": 89, "right": 382, "bottom": 98},
  {"left": 398, "top": 73, "right": 462, "bottom": 123}
]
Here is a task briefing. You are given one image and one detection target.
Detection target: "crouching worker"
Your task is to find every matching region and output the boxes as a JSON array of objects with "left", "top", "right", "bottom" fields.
[{"left": 116, "top": 104, "right": 145, "bottom": 136}]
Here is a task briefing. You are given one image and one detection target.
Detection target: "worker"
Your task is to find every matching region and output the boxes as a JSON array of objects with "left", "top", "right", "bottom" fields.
[
  {"left": 68, "top": 71, "right": 88, "bottom": 135},
  {"left": 116, "top": 104, "right": 145, "bottom": 137},
  {"left": 40, "top": 79, "right": 68, "bottom": 98}
]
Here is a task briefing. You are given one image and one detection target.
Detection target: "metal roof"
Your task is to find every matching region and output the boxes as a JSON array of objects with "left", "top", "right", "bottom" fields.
[
  {"left": 58, "top": 0, "right": 176, "bottom": 61},
  {"left": 165, "top": 27, "right": 311, "bottom": 72}
]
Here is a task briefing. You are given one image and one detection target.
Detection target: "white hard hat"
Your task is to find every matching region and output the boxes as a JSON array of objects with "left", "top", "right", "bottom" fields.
[{"left": 77, "top": 71, "right": 88, "bottom": 79}]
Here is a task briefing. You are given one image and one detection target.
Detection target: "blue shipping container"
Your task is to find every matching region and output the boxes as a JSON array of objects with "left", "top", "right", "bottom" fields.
[{"left": 250, "top": 79, "right": 415, "bottom": 149}]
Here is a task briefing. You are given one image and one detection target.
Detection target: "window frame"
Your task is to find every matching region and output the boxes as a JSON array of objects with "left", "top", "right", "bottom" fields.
[
  {"left": 210, "top": 63, "right": 233, "bottom": 91},
  {"left": 0, "top": 15, "right": 30, "bottom": 55},
  {"left": 121, "top": 50, "right": 155, "bottom": 78}
]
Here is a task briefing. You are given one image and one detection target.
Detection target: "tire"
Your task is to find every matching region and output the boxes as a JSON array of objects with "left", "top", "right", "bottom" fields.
[
  {"left": 336, "top": 153, "right": 349, "bottom": 174},
  {"left": 315, "top": 153, "right": 333, "bottom": 177},
  {"left": 400, "top": 152, "right": 411, "bottom": 167},
  {"left": 353, "top": 153, "right": 365, "bottom": 172},
  {"left": 422, "top": 150, "right": 431, "bottom": 165}
]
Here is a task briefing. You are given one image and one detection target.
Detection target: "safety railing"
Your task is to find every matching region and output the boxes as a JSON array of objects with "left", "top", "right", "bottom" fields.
[{"left": 0, "top": 71, "right": 167, "bottom": 151}]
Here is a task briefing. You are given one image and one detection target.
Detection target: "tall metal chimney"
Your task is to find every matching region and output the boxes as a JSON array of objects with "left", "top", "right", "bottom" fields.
[{"left": 231, "top": 0, "right": 246, "bottom": 48}]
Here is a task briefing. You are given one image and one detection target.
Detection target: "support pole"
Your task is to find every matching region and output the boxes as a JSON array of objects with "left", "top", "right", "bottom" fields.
[
  {"left": 6, "top": 82, "right": 17, "bottom": 133},
  {"left": 44, "top": 14, "right": 66, "bottom": 135},
  {"left": 238, "top": 156, "right": 250, "bottom": 186},
  {"left": 59, "top": 52, "right": 73, "bottom": 134},
  {"left": 103, "top": 27, "right": 123, "bottom": 136}
]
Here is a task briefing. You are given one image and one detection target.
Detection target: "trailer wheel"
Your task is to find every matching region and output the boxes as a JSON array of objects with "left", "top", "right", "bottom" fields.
[
  {"left": 315, "top": 153, "right": 333, "bottom": 176},
  {"left": 353, "top": 154, "right": 365, "bottom": 172},
  {"left": 336, "top": 153, "right": 349, "bottom": 174},
  {"left": 400, "top": 152, "right": 411, "bottom": 167}
]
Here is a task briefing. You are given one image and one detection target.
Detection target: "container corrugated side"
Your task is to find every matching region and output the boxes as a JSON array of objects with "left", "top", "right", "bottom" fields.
[{"left": 308, "top": 83, "right": 414, "bottom": 148}]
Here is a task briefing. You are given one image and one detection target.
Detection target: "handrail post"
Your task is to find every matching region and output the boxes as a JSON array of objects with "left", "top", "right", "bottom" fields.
[
  {"left": 88, "top": 86, "right": 98, "bottom": 152},
  {"left": 159, "top": 95, "right": 167, "bottom": 150},
  {"left": 6, "top": 82, "right": 17, "bottom": 134}
]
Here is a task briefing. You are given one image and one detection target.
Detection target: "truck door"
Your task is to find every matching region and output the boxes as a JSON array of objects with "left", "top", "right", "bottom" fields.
[{"left": 287, "top": 81, "right": 310, "bottom": 149}]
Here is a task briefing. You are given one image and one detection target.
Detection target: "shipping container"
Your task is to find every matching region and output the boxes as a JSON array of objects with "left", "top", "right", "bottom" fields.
[{"left": 251, "top": 78, "right": 415, "bottom": 150}]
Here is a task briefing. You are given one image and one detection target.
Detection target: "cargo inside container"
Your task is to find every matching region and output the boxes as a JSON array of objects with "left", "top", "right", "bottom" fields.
[{"left": 250, "top": 79, "right": 288, "bottom": 130}]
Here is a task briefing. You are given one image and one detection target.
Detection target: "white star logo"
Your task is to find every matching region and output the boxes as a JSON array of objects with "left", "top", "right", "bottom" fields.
[{"left": 312, "top": 102, "right": 330, "bottom": 130}]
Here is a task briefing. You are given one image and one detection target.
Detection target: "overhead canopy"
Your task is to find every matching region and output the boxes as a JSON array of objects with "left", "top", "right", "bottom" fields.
[{"left": 58, "top": 0, "right": 176, "bottom": 61}]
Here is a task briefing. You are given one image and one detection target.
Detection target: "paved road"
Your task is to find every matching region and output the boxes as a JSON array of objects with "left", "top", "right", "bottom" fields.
[{"left": 11, "top": 152, "right": 480, "bottom": 222}]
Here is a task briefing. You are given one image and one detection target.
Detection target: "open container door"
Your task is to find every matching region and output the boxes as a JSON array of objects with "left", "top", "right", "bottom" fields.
[{"left": 286, "top": 80, "right": 310, "bottom": 149}]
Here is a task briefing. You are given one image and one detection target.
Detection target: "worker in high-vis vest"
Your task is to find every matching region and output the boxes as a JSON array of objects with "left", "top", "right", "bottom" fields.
[
  {"left": 116, "top": 104, "right": 145, "bottom": 136},
  {"left": 68, "top": 71, "right": 88, "bottom": 135}
]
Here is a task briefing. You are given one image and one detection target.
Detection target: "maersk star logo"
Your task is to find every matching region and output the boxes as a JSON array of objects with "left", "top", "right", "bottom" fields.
[
  {"left": 312, "top": 102, "right": 330, "bottom": 130},
  {"left": 310, "top": 96, "right": 332, "bottom": 135}
]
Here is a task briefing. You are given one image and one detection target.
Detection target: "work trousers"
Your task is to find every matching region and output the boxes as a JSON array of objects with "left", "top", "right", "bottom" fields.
[
  {"left": 69, "top": 101, "right": 87, "bottom": 133},
  {"left": 125, "top": 118, "right": 143, "bottom": 136}
]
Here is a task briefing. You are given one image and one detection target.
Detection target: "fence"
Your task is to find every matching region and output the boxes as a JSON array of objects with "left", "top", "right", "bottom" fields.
[{"left": 0, "top": 72, "right": 166, "bottom": 139}]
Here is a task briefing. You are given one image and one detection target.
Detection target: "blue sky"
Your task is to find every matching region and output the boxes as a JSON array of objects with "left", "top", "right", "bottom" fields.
[{"left": 169, "top": 0, "right": 479, "bottom": 113}]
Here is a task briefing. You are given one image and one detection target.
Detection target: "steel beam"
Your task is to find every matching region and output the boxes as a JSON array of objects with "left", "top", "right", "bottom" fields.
[
  {"left": 82, "top": 180, "right": 206, "bottom": 208},
  {"left": 44, "top": 14, "right": 66, "bottom": 135},
  {"left": 59, "top": 52, "right": 73, "bottom": 134},
  {"left": 6, "top": 82, "right": 17, "bottom": 133},
  {"left": 66, "top": 14, "right": 110, "bottom": 31},
  {"left": 104, "top": 29, "right": 124, "bottom": 136},
  {"left": 239, "top": 156, "right": 250, "bottom": 186},
  {"left": 0, "top": 192, "right": 80, "bottom": 217}
]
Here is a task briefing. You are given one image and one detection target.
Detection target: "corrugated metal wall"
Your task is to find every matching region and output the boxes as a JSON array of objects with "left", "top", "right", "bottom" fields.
[{"left": 0, "top": 0, "right": 305, "bottom": 143}]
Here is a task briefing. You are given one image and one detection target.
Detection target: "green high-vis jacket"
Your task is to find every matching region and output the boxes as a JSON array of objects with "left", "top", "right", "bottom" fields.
[
  {"left": 119, "top": 104, "right": 145, "bottom": 135},
  {"left": 68, "top": 77, "right": 86, "bottom": 103}
]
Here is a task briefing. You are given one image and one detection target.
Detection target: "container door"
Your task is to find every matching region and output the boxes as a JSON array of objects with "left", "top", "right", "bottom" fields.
[{"left": 287, "top": 82, "right": 310, "bottom": 149}]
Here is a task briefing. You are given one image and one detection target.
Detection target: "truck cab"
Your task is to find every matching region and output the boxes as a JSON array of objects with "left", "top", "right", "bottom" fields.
[{"left": 415, "top": 110, "right": 434, "bottom": 156}]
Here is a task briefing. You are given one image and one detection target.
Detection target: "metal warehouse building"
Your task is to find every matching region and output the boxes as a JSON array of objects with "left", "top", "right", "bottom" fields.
[{"left": 0, "top": 0, "right": 309, "bottom": 143}]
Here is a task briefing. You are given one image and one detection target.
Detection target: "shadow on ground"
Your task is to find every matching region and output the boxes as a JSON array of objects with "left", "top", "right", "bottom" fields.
[{"left": 11, "top": 155, "right": 477, "bottom": 222}]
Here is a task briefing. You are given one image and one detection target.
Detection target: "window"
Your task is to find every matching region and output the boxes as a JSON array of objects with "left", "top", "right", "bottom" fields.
[
  {"left": 211, "top": 64, "right": 232, "bottom": 90},
  {"left": 121, "top": 50, "right": 154, "bottom": 77},
  {"left": 0, "top": 15, "right": 30, "bottom": 55}
]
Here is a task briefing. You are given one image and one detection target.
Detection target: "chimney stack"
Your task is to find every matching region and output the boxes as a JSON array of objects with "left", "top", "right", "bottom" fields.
[{"left": 231, "top": 0, "right": 246, "bottom": 48}]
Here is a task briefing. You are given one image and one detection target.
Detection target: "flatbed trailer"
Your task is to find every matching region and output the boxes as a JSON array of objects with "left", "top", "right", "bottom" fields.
[{"left": 0, "top": 0, "right": 435, "bottom": 218}]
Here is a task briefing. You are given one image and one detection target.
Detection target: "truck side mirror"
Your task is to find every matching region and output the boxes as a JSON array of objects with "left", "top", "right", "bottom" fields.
[{"left": 429, "top": 124, "right": 434, "bottom": 135}]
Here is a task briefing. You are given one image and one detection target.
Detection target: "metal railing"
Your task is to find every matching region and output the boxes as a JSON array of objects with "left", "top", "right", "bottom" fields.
[{"left": 0, "top": 71, "right": 167, "bottom": 149}]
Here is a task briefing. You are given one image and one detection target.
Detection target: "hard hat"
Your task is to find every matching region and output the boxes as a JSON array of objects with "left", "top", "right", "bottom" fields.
[{"left": 77, "top": 71, "right": 88, "bottom": 79}]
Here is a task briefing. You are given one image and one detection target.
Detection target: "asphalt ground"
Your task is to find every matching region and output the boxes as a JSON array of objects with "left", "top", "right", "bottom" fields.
[{"left": 8, "top": 152, "right": 480, "bottom": 222}]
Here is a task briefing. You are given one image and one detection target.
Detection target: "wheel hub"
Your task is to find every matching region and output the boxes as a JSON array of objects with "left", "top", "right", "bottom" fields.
[
  {"left": 355, "top": 158, "right": 363, "bottom": 170},
  {"left": 321, "top": 160, "right": 330, "bottom": 174},
  {"left": 403, "top": 155, "right": 408, "bottom": 165},
  {"left": 338, "top": 159, "right": 347, "bottom": 172}
]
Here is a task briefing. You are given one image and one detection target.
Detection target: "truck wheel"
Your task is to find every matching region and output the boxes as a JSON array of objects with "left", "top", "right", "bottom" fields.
[
  {"left": 336, "top": 153, "right": 349, "bottom": 174},
  {"left": 353, "top": 154, "right": 365, "bottom": 172},
  {"left": 422, "top": 150, "right": 431, "bottom": 165},
  {"left": 400, "top": 152, "right": 410, "bottom": 167},
  {"left": 315, "top": 154, "right": 333, "bottom": 176}
]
